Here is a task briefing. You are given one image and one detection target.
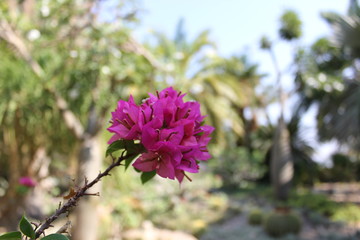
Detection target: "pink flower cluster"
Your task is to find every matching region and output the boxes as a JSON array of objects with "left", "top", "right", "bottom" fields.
[
  {"left": 108, "top": 87, "right": 214, "bottom": 183},
  {"left": 19, "top": 177, "right": 36, "bottom": 188}
]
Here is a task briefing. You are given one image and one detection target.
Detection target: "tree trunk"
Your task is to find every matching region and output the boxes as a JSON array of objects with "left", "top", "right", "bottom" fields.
[
  {"left": 72, "top": 134, "right": 102, "bottom": 240},
  {"left": 0, "top": 128, "right": 23, "bottom": 230},
  {"left": 271, "top": 115, "right": 293, "bottom": 201}
]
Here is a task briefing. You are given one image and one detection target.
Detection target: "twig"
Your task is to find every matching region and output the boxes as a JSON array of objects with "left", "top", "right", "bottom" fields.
[
  {"left": 34, "top": 152, "right": 135, "bottom": 238},
  {"left": 56, "top": 221, "right": 71, "bottom": 234}
]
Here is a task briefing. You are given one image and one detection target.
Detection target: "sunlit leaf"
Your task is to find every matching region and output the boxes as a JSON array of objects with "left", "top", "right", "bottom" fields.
[
  {"left": 0, "top": 231, "right": 22, "bottom": 240},
  {"left": 41, "top": 234, "right": 70, "bottom": 240},
  {"left": 105, "top": 140, "right": 127, "bottom": 157},
  {"left": 19, "top": 215, "right": 35, "bottom": 239}
]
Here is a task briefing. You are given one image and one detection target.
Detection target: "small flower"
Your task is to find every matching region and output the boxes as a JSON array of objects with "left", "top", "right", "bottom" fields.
[
  {"left": 19, "top": 177, "right": 36, "bottom": 188},
  {"left": 108, "top": 87, "right": 214, "bottom": 183}
]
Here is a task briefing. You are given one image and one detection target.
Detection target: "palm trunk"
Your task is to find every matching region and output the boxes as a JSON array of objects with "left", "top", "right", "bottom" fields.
[
  {"left": 271, "top": 115, "right": 293, "bottom": 201},
  {"left": 268, "top": 47, "right": 294, "bottom": 201}
]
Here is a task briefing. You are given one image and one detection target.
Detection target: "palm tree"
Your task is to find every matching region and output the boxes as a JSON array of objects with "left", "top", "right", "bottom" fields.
[
  {"left": 261, "top": 9, "right": 303, "bottom": 200},
  {"left": 320, "top": 0, "right": 360, "bottom": 149},
  {"left": 149, "top": 20, "right": 264, "bottom": 149},
  {"left": 259, "top": 115, "right": 316, "bottom": 186},
  {"left": 295, "top": 0, "right": 360, "bottom": 151}
]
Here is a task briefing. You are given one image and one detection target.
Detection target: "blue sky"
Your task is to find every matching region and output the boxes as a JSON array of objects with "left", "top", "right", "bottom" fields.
[
  {"left": 134, "top": 0, "right": 347, "bottom": 110},
  {"left": 133, "top": 1, "right": 348, "bottom": 163},
  {"left": 137, "top": 0, "right": 346, "bottom": 55}
]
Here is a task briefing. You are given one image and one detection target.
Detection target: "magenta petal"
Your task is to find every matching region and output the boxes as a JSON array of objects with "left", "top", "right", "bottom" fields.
[
  {"left": 133, "top": 152, "right": 158, "bottom": 172},
  {"left": 125, "top": 125, "right": 141, "bottom": 140},
  {"left": 108, "top": 134, "right": 120, "bottom": 144},
  {"left": 196, "top": 150, "right": 212, "bottom": 161},
  {"left": 157, "top": 159, "right": 175, "bottom": 179},
  {"left": 128, "top": 95, "right": 136, "bottom": 104},
  {"left": 177, "top": 159, "right": 199, "bottom": 173},
  {"left": 160, "top": 144, "right": 183, "bottom": 165},
  {"left": 181, "top": 136, "right": 198, "bottom": 146},
  {"left": 159, "top": 125, "right": 184, "bottom": 145},
  {"left": 175, "top": 170, "right": 185, "bottom": 183},
  {"left": 108, "top": 124, "right": 129, "bottom": 135},
  {"left": 141, "top": 126, "right": 158, "bottom": 150}
]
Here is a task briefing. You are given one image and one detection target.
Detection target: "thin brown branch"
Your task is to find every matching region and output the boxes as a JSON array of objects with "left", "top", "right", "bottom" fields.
[
  {"left": 34, "top": 152, "right": 136, "bottom": 238},
  {"left": 121, "top": 36, "right": 166, "bottom": 71},
  {"left": 45, "top": 87, "right": 85, "bottom": 139}
]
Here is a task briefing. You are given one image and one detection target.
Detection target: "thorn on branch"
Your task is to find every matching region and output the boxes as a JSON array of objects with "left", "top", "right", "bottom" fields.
[
  {"left": 110, "top": 153, "right": 115, "bottom": 163},
  {"left": 120, "top": 150, "right": 126, "bottom": 159},
  {"left": 84, "top": 192, "right": 100, "bottom": 197},
  {"left": 31, "top": 222, "right": 40, "bottom": 231}
]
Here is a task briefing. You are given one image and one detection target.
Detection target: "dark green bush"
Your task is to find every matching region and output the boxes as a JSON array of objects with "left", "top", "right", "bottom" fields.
[
  {"left": 264, "top": 211, "right": 302, "bottom": 237},
  {"left": 247, "top": 209, "right": 263, "bottom": 225}
]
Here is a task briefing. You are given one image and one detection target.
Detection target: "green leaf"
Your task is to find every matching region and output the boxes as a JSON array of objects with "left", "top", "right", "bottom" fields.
[
  {"left": 106, "top": 140, "right": 145, "bottom": 157},
  {"left": 106, "top": 139, "right": 145, "bottom": 170},
  {"left": 105, "top": 140, "right": 126, "bottom": 157},
  {"left": 40, "top": 233, "right": 70, "bottom": 240},
  {"left": 126, "top": 142, "right": 145, "bottom": 155},
  {"left": 19, "top": 215, "right": 35, "bottom": 239},
  {"left": 0, "top": 231, "right": 22, "bottom": 240},
  {"left": 140, "top": 171, "right": 156, "bottom": 184},
  {"left": 124, "top": 154, "right": 139, "bottom": 170}
]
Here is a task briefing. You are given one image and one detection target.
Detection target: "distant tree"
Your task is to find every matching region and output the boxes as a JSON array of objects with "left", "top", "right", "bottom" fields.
[
  {"left": 295, "top": 0, "right": 360, "bottom": 152},
  {"left": 0, "top": 0, "right": 159, "bottom": 238},
  {"left": 261, "top": 9, "right": 303, "bottom": 201}
]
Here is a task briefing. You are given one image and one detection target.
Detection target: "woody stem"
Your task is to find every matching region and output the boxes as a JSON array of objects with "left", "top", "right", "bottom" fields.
[{"left": 34, "top": 152, "right": 135, "bottom": 238}]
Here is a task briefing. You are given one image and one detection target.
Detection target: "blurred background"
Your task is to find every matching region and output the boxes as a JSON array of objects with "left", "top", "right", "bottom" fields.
[{"left": 1, "top": 0, "right": 360, "bottom": 239}]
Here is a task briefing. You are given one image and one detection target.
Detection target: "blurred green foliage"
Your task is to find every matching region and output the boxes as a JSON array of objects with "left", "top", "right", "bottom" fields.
[
  {"left": 288, "top": 189, "right": 360, "bottom": 224},
  {"left": 332, "top": 204, "right": 360, "bottom": 224},
  {"left": 279, "top": 10, "right": 302, "bottom": 41},
  {"left": 210, "top": 147, "right": 266, "bottom": 189},
  {"left": 288, "top": 192, "right": 338, "bottom": 217},
  {"left": 319, "top": 154, "right": 360, "bottom": 182},
  {"left": 99, "top": 167, "right": 227, "bottom": 238}
]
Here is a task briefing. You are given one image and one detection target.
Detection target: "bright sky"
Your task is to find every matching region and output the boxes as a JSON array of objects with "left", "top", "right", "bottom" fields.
[{"left": 137, "top": 0, "right": 346, "bottom": 55}]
